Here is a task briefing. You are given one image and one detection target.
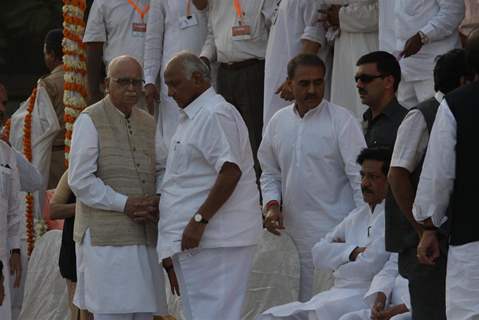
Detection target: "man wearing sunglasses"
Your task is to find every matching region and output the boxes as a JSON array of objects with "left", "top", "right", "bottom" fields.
[{"left": 355, "top": 51, "right": 407, "bottom": 149}]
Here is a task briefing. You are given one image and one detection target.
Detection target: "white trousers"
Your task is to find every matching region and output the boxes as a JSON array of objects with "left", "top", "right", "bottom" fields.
[
  {"left": 94, "top": 313, "right": 152, "bottom": 320},
  {"left": 172, "top": 246, "right": 256, "bottom": 320},
  {"left": 0, "top": 255, "right": 12, "bottom": 320},
  {"left": 446, "top": 241, "right": 479, "bottom": 320},
  {"left": 397, "top": 78, "right": 435, "bottom": 109}
]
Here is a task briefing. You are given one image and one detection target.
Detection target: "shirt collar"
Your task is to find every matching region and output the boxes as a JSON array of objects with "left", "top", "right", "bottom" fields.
[
  {"left": 181, "top": 87, "right": 215, "bottom": 120},
  {"left": 435, "top": 91, "right": 444, "bottom": 103},
  {"left": 293, "top": 99, "right": 327, "bottom": 119},
  {"left": 363, "top": 97, "right": 400, "bottom": 121}
]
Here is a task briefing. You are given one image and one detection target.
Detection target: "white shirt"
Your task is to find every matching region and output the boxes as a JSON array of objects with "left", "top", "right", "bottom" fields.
[
  {"left": 200, "top": 0, "right": 276, "bottom": 63},
  {"left": 84, "top": 0, "right": 150, "bottom": 67},
  {"left": 391, "top": 91, "right": 444, "bottom": 172},
  {"left": 259, "top": 100, "right": 366, "bottom": 237},
  {"left": 143, "top": 0, "right": 208, "bottom": 85},
  {"left": 263, "top": 0, "right": 327, "bottom": 127},
  {"left": 378, "top": 0, "right": 397, "bottom": 54},
  {"left": 13, "top": 149, "right": 43, "bottom": 192},
  {"left": 413, "top": 100, "right": 455, "bottom": 226},
  {"left": 0, "top": 140, "right": 21, "bottom": 258},
  {"left": 312, "top": 202, "right": 390, "bottom": 289},
  {"left": 394, "top": 0, "right": 464, "bottom": 81},
  {"left": 157, "top": 87, "right": 262, "bottom": 260}
]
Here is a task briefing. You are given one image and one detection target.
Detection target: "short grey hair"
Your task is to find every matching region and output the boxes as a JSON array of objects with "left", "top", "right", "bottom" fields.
[
  {"left": 106, "top": 55, "right": 144, "bottom": 78},
  {"left": 169, "top": 51, "right": 211, "bottom": 81}
]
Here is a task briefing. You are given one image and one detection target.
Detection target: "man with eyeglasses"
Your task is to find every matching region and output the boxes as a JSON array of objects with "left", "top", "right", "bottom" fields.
[
  {"left": 355, "top": 51, "right": 407, "bottom": 149},
  {"left": 68, "top": 55, "right": 168, "bottom": 320}
]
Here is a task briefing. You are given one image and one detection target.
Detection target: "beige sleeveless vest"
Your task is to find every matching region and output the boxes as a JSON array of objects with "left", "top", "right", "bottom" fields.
[{"left": 73, "top": 96, "right": 157, "bottom": 246}]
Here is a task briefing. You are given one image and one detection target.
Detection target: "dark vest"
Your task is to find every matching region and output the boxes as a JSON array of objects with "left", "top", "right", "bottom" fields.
[
  {"left": 385, "top": 97, "right": 440, "bottom": 253},
  {"left": 445, "top": 82, "right": 479, "bottom": 246}
]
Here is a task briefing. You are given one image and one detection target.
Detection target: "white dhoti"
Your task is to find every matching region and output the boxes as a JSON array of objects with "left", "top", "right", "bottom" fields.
[
  {"left": 74, "top": 230, "right": 167, "bottom": 316},
  {"left": 0, "top": 255, "right": 12, "bottom": 320},
  {"left": 258, "top": 287, "right": 369, "bottom": 320},
  {"left": 172, "top": 246, "right": 256, "bottom": 320},
  {"left": 446, "top": 241, "right": 479, "bottom": 320},
  {"left": 397, "top": 78, "right": 435, "bottom": 109}
]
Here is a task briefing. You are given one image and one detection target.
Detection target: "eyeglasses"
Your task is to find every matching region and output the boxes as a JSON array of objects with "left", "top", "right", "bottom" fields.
[
  {"left": 110, "top": 77, "right": 145, "bottom": 87},
  {"left": 354, "top": 74, "right": 386, "bottom": 83}
]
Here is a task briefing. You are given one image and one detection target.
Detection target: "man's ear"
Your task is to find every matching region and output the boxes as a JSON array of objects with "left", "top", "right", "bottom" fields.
[
  {"left": 104, "top": 78, "right": 110, "bottom": 93},
  {"left": 192, "top": 71, "right": 203, "bottom": 85},
  {"left": 385, "top": 75, "right": 395, "bottom": 91}
]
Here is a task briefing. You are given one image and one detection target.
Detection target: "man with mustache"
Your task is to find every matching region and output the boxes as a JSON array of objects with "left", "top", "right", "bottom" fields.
[
  {"left": 68, "top": 55, "right": 167, "bottom": 320},
  {"left": 259, "top": 147, "right": 391, "bottom": 320},
  {"left": 259, "top": 53, "right": 366, "bottom": 303}
]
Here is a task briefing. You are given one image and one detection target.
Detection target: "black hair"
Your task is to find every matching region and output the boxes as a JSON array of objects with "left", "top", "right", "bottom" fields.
[
  {"left": 466, "top": 28, "right": 479, "bottom": 75},
  {"left": 287, "top": 53, "right": 326, "bottom": 79},
  {"left": 356, "top": 147, "right": 392, "bottom": 176},
  {"left": 356, "top": 51, "right": 401, "bottom": 92},
  {"left": 434, "top": 49, "right": 474, "bottom": 93},
  {"left": 0, "top": 260, "right": 3, "bottom": 278},
  {"left": 44, "top": 29, "right": 63, "bottom": 60}
]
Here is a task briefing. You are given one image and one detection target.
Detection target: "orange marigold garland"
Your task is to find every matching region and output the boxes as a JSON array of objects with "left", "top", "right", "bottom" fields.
[
  {"left": 23, "top": 86, "right": 38, "bottom": 256},
  {"left": 63, "top": 0, "right": 87, "bottom": 167}
]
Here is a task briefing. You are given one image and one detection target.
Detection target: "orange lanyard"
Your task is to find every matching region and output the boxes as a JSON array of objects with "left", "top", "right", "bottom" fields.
[
  {"left": 127, "top": 0, "right": 150, "bottom": 22},
  {"left": 233, "top": 0, "right": 244, "bottom": 23}
]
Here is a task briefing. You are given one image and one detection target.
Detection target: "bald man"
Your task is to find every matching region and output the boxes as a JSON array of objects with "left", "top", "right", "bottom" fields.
[{"left": 68, "top": 55, "right": 167, "bottom": 320}]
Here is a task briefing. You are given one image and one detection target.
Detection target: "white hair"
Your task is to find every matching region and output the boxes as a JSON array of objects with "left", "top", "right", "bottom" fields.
[
  {"left": 168, "top": 51, "right": 211, "bottom": 81},
  {"left": 106, "top": 55, "right": 144, "bottom": 78}
]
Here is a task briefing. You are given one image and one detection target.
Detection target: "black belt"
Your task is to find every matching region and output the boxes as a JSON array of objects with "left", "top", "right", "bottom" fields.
[{"left": 220, "top": 59, "right": 263, "bottom": 70}]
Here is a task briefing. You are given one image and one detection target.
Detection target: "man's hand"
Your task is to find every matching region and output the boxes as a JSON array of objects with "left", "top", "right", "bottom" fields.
[
  {"left": 349, "top": 247, "right": 367, "bottom": 261},
  {"left": 162, "top": 258, "right": 180, "bottom": 296},
  {"left": 400, "top": 32, "right": 423, "bottom": 58},
  {"left": 417, "top": 230, "right": 440, "bottom": 266},
  {"left": 275, "top": 80, "right": 294, "bottom": 101},
  {"left": 371, "top": 292, "right": 386, "bottom": 320},
  {"left": 124, "top": 196, "right": 160, "bottom": 224},
  {"left": 326, "top": 5, "right": 341, "bottom": 28},
  {"left": 264, "top": 204, "right": 284, "bottom": 236},
  {"left": 144, "top": 84, "right": 159, "bottom": 115},
  {"left": 181, "top": 218, "right": 206, "bottom": 251},
  {"left": 9, "top": 251, "right": 22, "bottom": 288}
]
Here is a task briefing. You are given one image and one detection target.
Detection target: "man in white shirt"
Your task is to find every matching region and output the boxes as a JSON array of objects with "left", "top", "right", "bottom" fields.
[
  {"left": 381, "top": 0, "right": 464, "bottom": 108},
  {"left": 322, "top": 0, "right": 379, "bottom": 120},
  {"left": 194, "top": 0, "right": 276, "bottom": 178},
  {"left": 413, "top": 29, "right": 479, "bottom": 320},
  {"left": 388, "top": 48, "right": 473, "bottom": 320},
  {"left": 0, "top": 140, "right": 22, "bottom": 320},
  {"left": 263, "top": 0, "right": 330, "bottom": 129},
  {"left": 69, "top": 55, "right": 167, "bottom": 320},
  {"left": 259, "top": 54, "right": 366, "bottom": 302},
  {"left": 84, "top": 0, "right": 151, "bottom": 105},
  {"left": 157, "top": 52, "right": 262, "bottom": 320},
  {"left": 143, "top": 0, "right": 208, "bottom": 144},
  {"left": 259, "top": 147, "right": 391, "bottom": 320}
]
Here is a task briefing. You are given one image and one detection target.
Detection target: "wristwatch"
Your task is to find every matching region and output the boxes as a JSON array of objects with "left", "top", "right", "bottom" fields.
[
  {"left": 418, "top": 31, "right": 429, "bottom": 45},
  {"left": 193, "top": 213, "right": 208, "bottom": 225}
]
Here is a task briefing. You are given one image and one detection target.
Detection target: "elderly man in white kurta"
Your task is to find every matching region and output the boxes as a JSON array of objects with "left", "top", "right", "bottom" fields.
[
  {"left": 157, "top": 52, "right": 262, "bottom": 320},
  {"left": 68, "top": 55, "right": 167, "bottom": 320},
  {"left": 0, "top": 140, "right": 22, "bottom": 320},
  {"left": 340, "top": 254, "right": 411, "bottom": 320},
  {"left": 143, "top": 0, "right": 208, "bottom": 144},
  {"left": 259, "top": 54, "right": 366, "bottom": 303},
  {"left": 324, "top": 0, "right": 379, "bottom": 120},
  {"left": 259, "top": 146, "right": 391, "bottom": 320},
  {"left": 263, "top": 0, "right": 330, "bottom": 129}
]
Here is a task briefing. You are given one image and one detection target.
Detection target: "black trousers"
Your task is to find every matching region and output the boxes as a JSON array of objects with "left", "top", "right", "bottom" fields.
[
  {"left": 217, "top": 60, "right": 265, "bottom": 181},
  {"left": 399, "top": 243, "right": 448, "bottom": 320}
]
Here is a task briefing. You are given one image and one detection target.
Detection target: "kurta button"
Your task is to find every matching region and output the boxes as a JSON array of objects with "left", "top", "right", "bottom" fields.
[
  {"left": 137, "top": 163, "right": 140, "bottom": 167},
  {"left": 142, "top": 180, "right": 145, "bottom": 184}
]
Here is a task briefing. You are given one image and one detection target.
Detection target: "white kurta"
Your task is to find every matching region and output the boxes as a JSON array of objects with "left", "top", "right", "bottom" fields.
[
  {"left": 329, "top": 0, "right": 379, "bottom": 120},
  {"left": 68, "top": 111, "right": 167, "bottom": 315},
  {"left": 258, "top": 100, "right": 366, "bottom": 301},
  {"left": 263, "top": 0, "right": 330, "bottom": 129},
  {"left": 258, "top": 202, "right": 390, "bottom": 320},
  {"left": 0, "top": 141, "right": 21, "bottom": 320},
  {"left": 144, "top": 0, "right": 208, "bottom": 144},
  {"left": 412, "top": 100, "right": 479, "bottom": 319},
  {"left": 84, "top": 0, "right": 151, "bottom": 67}
]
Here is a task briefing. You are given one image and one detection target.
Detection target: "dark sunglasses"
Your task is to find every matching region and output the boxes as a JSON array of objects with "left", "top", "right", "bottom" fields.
[
  {"left": 110, "top": 77, "right": 145, "bottom": 87},
  {"left": 354, "top": 74, "right": 386, "bottom": 83}
]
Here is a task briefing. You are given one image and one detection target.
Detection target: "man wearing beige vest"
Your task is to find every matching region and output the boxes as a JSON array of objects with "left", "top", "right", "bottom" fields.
[{"left": 68, "top": 55, "right": 168, "bottom": 320}]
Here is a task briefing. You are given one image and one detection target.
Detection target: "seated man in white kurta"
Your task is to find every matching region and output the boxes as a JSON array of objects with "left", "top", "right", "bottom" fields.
[
  {"left": 340, "top": 254, "right": 411, "bottom": 320},
  {"left": 258, "top": 147, "right": 391, "bottom": 320},
  {"left": 157, "top": 52, "right": 262, "bottom": 320},
  {"left": 68, "top": 55, "right": 167, "bottom": 320}
]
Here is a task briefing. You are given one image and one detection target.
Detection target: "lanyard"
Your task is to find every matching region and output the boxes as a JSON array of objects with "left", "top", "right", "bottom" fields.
[
  {"left": 127, "top": 0, "right": 150, "bottom": 21},
  {"left": 233, "top": 0, "right": 245, "bottom": 23}
]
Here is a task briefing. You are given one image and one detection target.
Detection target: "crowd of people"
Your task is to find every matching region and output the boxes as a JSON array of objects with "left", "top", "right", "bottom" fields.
[{"left": 1, "top": 0, "right": 479, "bottom": 320}]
